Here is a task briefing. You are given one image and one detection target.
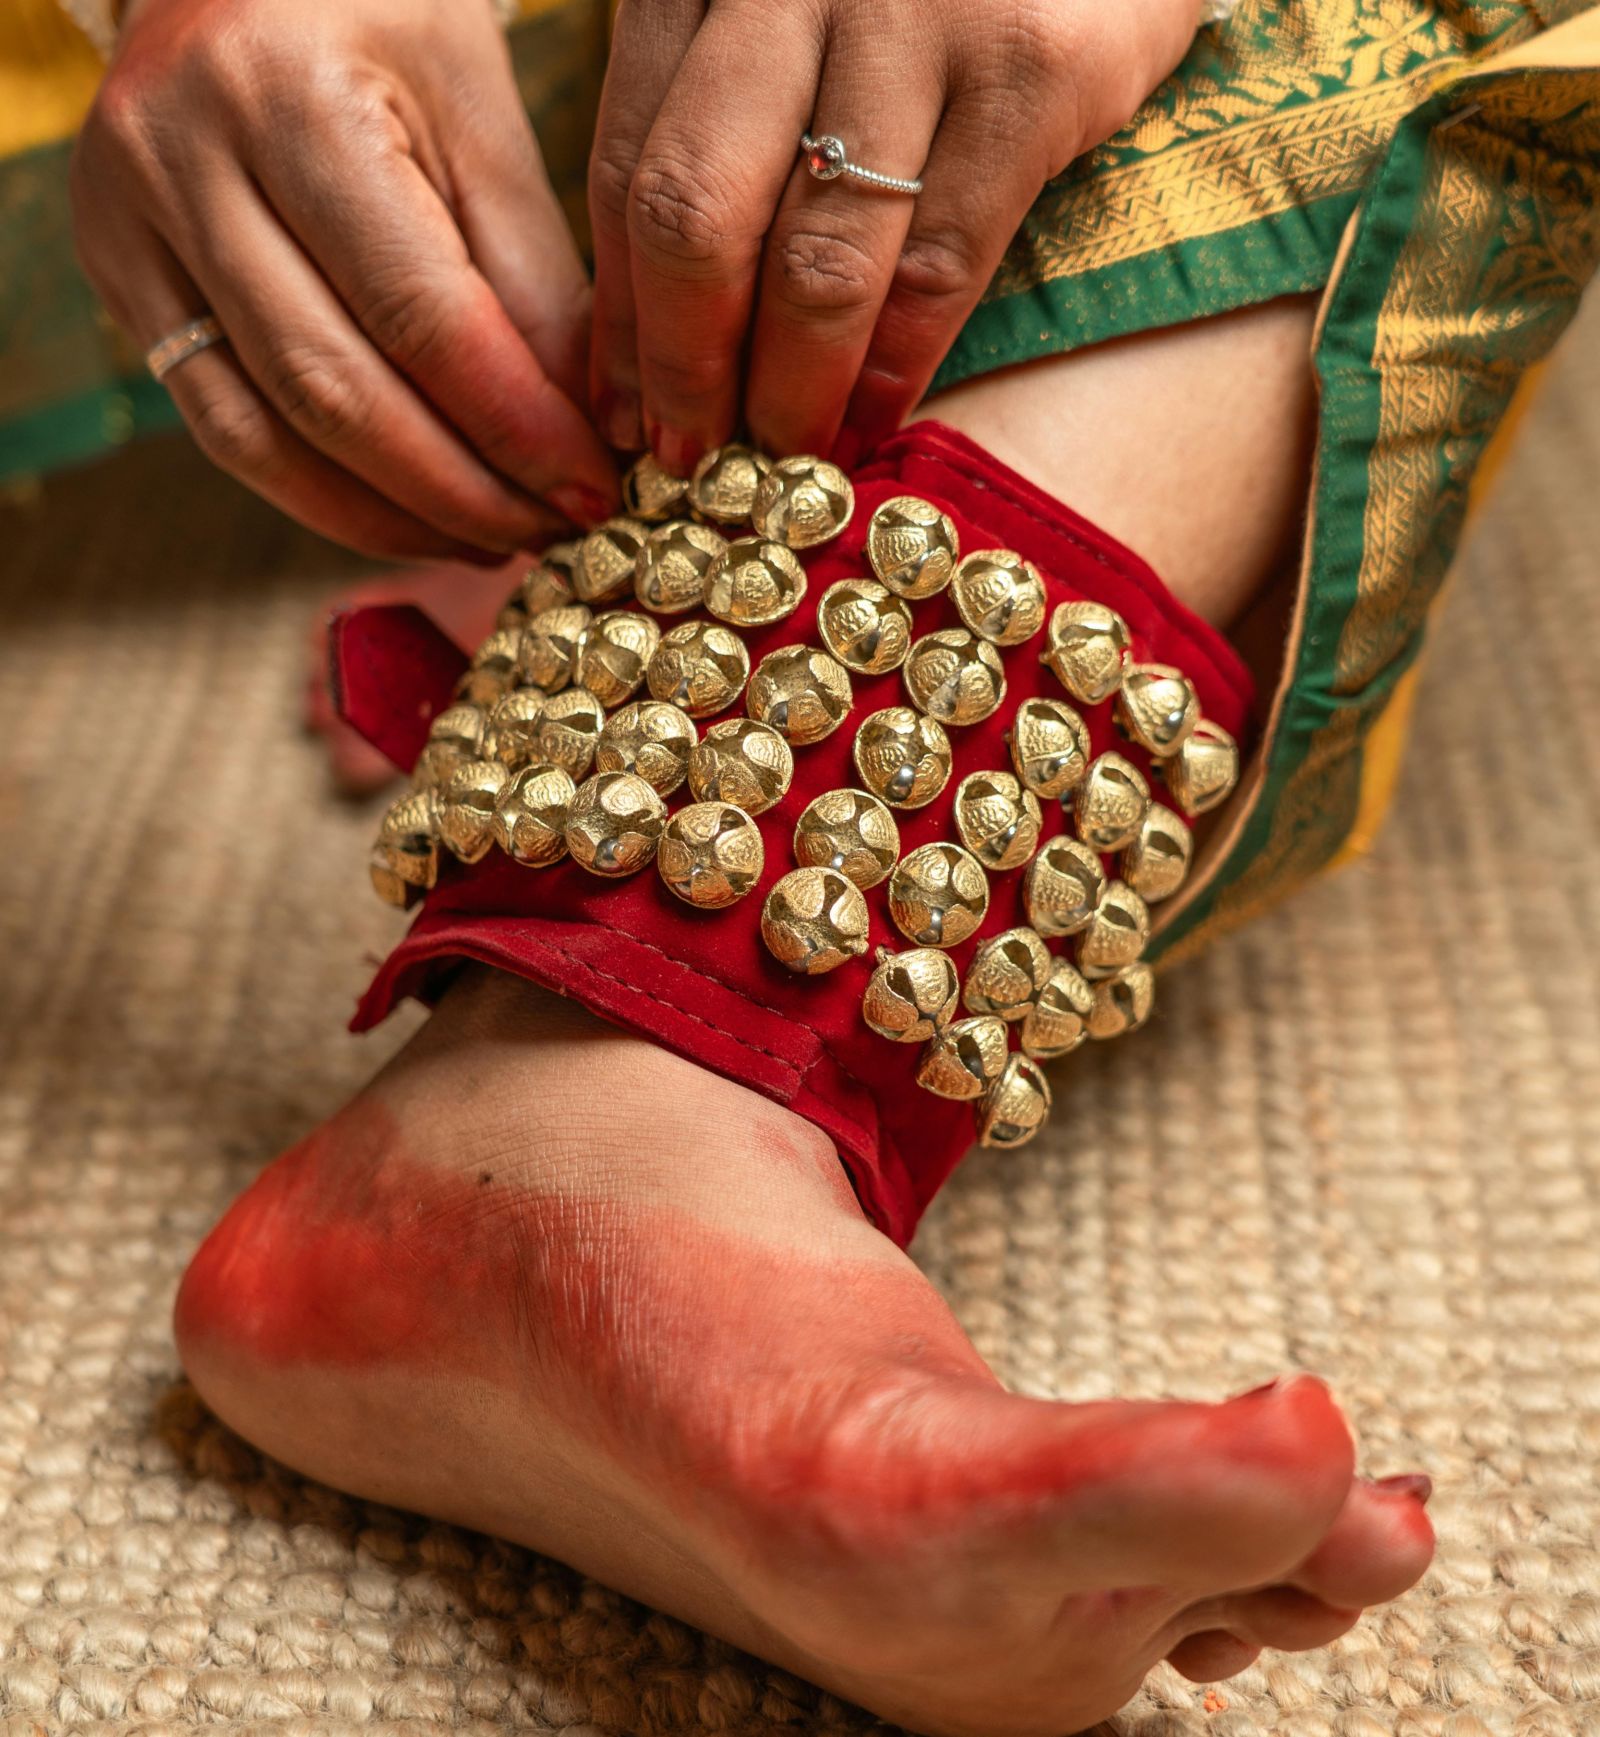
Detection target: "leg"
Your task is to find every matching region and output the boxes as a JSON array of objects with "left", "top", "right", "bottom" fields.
[{"left": 178, "top": 298, "right": 1430, "bottom": 1737}]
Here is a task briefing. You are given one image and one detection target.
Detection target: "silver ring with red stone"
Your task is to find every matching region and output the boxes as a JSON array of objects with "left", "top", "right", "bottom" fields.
[{"left": 801, "top": 133, "right": 924, "bottom": 196}]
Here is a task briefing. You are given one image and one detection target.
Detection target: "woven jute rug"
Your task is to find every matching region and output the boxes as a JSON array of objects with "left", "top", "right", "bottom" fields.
[{"left": 3, "top": 312, "right": 1599, "bottom": 1737}]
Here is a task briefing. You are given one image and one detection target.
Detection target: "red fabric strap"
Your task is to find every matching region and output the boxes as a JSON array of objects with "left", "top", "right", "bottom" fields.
[{"left": 342, "top": 421, "right": 1254, "bottom": 1246}]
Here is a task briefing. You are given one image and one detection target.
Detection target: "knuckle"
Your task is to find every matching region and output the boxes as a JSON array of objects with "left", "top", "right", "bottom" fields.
[
  {"left": 892, "top": 225, "right": 985, "bottom": 309},
  {"left": 589, "top": 139, "right": 638, "bottom": 230},
  {"left": 628, "top": 150, "right": 737, "bottom": 267},
  {"left": 357, "top": 279, "right": 456, "bottom": 374},
  {"left": 771, "top": 227, "right": 879, "bottom": 318},
  {"left": 259, "top": 345, "right": 372, "bottom": 448},
  {"left": 186, "top": 388, "right": 277, "bottom": 479}
]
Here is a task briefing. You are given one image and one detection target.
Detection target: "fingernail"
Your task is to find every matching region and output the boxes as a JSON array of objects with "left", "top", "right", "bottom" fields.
[
  {"left": 600, "top": 389, "right": 642, "bottom": 453},
  {"left": 1373, "top": 1473, "right": 1433, "bottom": 1505},
  {"left": 549, "top": 485, "right": 615, "bottom": 528}
]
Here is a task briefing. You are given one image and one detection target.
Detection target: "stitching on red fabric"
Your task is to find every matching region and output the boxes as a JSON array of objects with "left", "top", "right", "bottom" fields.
[
  {"left": 900, "top": 448, "right": 1249, "bottom": 707},
  {"left": 534, "top": 930, "right": 806, "bottom": 1082}
]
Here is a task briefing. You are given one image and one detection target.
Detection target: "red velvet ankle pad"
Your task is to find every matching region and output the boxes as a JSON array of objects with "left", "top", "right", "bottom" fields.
[{"left": 340, "top": 421, "right": 1254, "bottom": 1247}]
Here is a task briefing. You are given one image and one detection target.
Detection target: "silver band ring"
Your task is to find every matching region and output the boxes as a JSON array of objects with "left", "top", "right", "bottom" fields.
[
  {"left": 801, "top": 133, "right": 923, "bottom": 196},
  {"left": 147, "top": 314, "right": 227, "bottom": 382}
]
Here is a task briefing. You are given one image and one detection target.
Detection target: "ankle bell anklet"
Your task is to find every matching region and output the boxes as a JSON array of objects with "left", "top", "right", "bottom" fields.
[{"left": 366, "top": 442, "right": 1241, "bottom": 1156}]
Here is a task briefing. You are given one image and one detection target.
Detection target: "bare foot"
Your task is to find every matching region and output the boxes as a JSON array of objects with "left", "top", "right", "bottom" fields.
[{"left": 177, "top": 968, "right": 1432, "bottom": 1737}]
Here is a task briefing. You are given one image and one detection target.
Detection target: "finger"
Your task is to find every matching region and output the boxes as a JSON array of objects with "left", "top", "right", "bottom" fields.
[
  {"left": 743, "top": 33, "right": 942, "bottom": 456},
  {"left": 589, "top": 0, "right": 706, "bottom": 451},
  {"left": 104, "top": 226, "right": 511, "bottom": 563},
  {"left": 247, "top": 114, "right": 617, "bottom": 525},
  {"left": 841, "top": 93, "right": 1046, "bottom": 453},
  {"left": 627, "top": 2, "right": 822, "bottom": 473},
  {"left": 175, "top": 182, "right": 564, "bottom": 552}
]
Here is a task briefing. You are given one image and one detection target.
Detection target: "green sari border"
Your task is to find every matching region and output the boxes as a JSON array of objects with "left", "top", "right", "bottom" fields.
[{"left": 1155, "top": 56, "right": 1600, "bottom": 957}]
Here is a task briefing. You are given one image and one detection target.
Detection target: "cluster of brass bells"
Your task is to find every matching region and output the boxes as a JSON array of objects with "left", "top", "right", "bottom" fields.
[{"left": 370, "top": 452, "right": 1243, "bottom": 1155}]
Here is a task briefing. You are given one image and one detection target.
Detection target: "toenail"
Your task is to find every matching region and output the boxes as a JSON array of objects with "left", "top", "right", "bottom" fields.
[
  {"left": 1372, "top": 1472, "right": 1433, "bottom": 1504},
  {"left": 1234, "top": 1377, "right": 1285, "bottom": 1401}
]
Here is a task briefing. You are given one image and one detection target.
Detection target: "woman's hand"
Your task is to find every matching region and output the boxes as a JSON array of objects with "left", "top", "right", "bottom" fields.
[
  {"left": 72, "top": 0, "right": 619, "bottom": 563},
  {"left": 589, "top": 0, "right": 1199, "bottom": 470}
]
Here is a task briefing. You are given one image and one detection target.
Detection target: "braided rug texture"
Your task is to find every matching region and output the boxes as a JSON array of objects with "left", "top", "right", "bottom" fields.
[{"left": 2, "top": 319, "right": 1599, "bottom": 1737}]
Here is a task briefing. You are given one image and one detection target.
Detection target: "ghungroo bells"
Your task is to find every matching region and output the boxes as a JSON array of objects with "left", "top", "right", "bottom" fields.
[
  {"left": 371, "top": 460, "right": 1237, "bottom": 1155},
  {"left": 866, "top": 495, "right": 959, "bottom": 599},
  {"left": 565, "top": 770, "right": 668, "bottom": 877},
  {"left": 888, "top": 842, "right": 989, "bottom": 948},
  {"left": 658, "top": 801, "right": 764, "bottom": 908},
  {"left": 747, "top": 645, "right": 853, "bottom": 744},
  {"left": 853, "top": 706, "right": 953, "bottom": 810},
  {"left": 493, "top": 764, "right": 575, "bottom": 867},
  {"left": 793, "top": 788, "right": 900, "bottom": 888},
  {"left": 761, "top": 867, "right": 871, "bottom": 974}
]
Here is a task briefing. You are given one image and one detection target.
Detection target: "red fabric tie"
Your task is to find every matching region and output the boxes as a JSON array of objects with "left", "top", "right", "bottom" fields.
[{"left": 338, "top": 421, "right": 1254, "bottom": 1246}]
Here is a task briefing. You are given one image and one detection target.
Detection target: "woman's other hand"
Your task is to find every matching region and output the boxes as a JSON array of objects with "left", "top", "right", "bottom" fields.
[
  {"left": 589, "top": 0, "right": 1200, "bottom": 469},
  {"left": 72, "top": 0, "right": 619, "bottom": 562}
]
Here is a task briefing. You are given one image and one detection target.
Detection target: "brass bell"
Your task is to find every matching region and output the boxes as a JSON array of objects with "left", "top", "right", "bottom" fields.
[
  {"left": 518, "top": 603, "right": 593, "bottom": 694},
  {"left": 1116, "top": 663, "right": 1200, "bottom": 758},
  {"left": 705, "top": 536, "right": 808, "bottom": 628},
  {"left": 1160, "top": 718, "right": 1240, "bottom": 816},
  {"left": 1074, "top": 752, "right": 1150, "bottom": 852},
  {"left": 1041, "top": 601, "right": 1131, "bottom": 705},
  {"left": 903, "top": 628, "right": 1006, "bottom": 727},
  {"left": 369, "top": 853, "right": 420, "bottom": 909},
  {"left": 536, "top": 687, "right": 607, "bottom": 779},
  {"left": 865, "top": 495, "right": 958, "bottom": 599},
  {"left": 634, "top": 519, "right": 728, "bottom": 615},
  {"left": 595, "top": 698, "right": 697, "bottom": 796},
  {"left": 1023, "top": 835, "right": 1105, "bottom": 937},
  {"left": 492, "top": 764, "right": 575, "bottom": 866},
  {"left": 1123, "top": 804, "right": 1191, "bottom": 903},
  {"left": 657, "top": 801, "right": 764, "bottom": 908},
  {"left": 750, "top": 455, "right": 855, "bottom": 549},
  {"left": 564, "top": 770, "right": 668, "bottom": 877},
  {"left": 415, "top": 702, "right": 487, "bottom": 788},
  {"left": 816, "top": 577, "right": 913, "bottom": 675},
  {"left": 496, "top": 588, "right": 530, "bottom": 635},
  {"left": 951, "top": 551, "right": 1047, "bottom": 647},
  {"left": 1009, "top": 696, "right": 1090, "bottom": 799},
  {"left": 482, "top": 690, "right": 546, "bottom": 769},
  {"left": 437, "top": 758, "right": 511, "bottom": 863},
  {"left": 579, "top": 610, "right": 661, "bottom": 708},
  {"left": 747, "top": 644, "right": 853, "bottom": 745},
  {"left": 576, "top": 518, "right": 650, "bottom": 605},
  {"left": 623, "top": 452, "right": 690, "bottom": 522},
  {"left": 521, "top": 545, "right": 578, "bottom": 617},
  {"left": 1076, "top": 880, "right": 1151, "bottom": 978},
  {"left": 888, "top": 842, "right": 990, "bottom": 948},
  {"left": 976, "top": 1054, "right": 1052, "bottom": 1150},
  {"left": 953, "top": 770, "right": 1042, "bottom": 872},
  {"left": 687, "top": 717, "right": 794, "bottom": 814},
  {"left": 1087, "top": 961, "right": 1155, "bottom": 1040},
  {"left": 1020, "top": 959, "right": 1094, "bottom": 1060},
  {"left": 371, "top": 788, "right": 439, "bottom": 899},
  {"left": 861, "top": 946, "right": 961, "bottom": 1043},
  {"left": 457, "top": 628, "right": 523, "bottom": 707},
  {"left": 963, "top": 927, "right": 1052, "bottom": 1021},
  {"left": 852, "top": 706, "right": 953, "bottom": 810},
  {"left": 760, "top": 866, "right": 871, "bottom": 974},
  {"left": 793, "top": 787, "right": 900, "bottom": 889},
  {"left": 594, "top": 694, "right": 691, "bottom": 795},
  {"left": 646, "top": 620, "right": 751, "bottom": 717},
  {"left": 689, "top": 443, "right": 773, "bottom": 523},
  {"left": 916, "top": 1015, "right": 1008, "bottom": 1100}
]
